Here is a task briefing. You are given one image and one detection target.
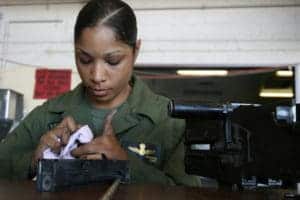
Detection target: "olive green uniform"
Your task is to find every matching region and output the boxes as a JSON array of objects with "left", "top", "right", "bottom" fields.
[{"left": 0, "top": 76, "right": 200, "bottom": 186}]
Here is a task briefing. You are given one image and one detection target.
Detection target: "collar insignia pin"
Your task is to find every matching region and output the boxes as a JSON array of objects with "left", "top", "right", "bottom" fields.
[{"left": 128, "top": 143, "right": 155, "bottom": 156}]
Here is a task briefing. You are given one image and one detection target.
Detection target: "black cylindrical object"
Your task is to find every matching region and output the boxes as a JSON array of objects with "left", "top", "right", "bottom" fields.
[{"left": 168, "top": 100, "right": 228, "bottom": 119}]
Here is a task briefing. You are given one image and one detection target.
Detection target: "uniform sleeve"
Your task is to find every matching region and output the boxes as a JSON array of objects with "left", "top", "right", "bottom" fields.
[
  {"left": 0, "top": 105, "right": 47, "bottom": 180},
  {"left": 127, "top": 117, "right": 201, "bottom": 186}
]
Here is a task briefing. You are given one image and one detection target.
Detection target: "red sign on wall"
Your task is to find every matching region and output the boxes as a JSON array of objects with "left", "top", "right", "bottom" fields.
[{"left": 34, "top": 69, "right": 72, "bottom": 99}]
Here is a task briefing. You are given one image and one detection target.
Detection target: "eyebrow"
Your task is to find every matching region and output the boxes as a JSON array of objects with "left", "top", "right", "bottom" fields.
[
  {"left": 76, "top": 48, "right": 92, "bottom": 57},
  {"left": 76, "top": 48, "right": 124, "bottom": 57}
]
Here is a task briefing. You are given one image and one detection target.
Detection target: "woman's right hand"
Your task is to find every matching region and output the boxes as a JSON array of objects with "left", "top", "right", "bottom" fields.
[{"left": 32, "top": 116, "right": 79, "bottom": 168}]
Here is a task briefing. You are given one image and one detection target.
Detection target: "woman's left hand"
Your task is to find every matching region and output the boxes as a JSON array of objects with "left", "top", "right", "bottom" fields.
[{"left": 71, "top": 110, "right": 128, "bottom": 160}]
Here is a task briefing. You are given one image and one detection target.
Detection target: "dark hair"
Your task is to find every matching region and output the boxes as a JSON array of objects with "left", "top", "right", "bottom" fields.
[{"left": 74, "top": 0, "right": 137, "bottom": 49}]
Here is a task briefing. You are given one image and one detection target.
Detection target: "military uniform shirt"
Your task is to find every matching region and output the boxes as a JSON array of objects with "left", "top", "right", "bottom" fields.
[{"left": 0, "top": 76, "right": 200, "bottom": 186}]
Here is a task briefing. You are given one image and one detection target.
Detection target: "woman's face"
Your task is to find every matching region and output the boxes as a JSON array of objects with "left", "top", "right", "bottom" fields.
[{"left": 75, "top": 25, "right": 139, "bottom": 109}]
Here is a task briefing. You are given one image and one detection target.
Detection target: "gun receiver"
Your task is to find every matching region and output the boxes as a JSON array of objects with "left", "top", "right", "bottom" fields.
[{"left": 169, "top": 100, "right": 300, "bottom": 188}]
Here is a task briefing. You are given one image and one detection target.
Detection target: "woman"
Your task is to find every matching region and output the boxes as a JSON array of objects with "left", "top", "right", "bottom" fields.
[{"left": 0, "top": 0, "right": 200, "bottom": 186}]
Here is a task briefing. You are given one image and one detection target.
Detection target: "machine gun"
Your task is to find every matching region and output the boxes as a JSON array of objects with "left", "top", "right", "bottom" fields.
[{"left": 168, "top": 100, "right": 300, "bottom": 189}]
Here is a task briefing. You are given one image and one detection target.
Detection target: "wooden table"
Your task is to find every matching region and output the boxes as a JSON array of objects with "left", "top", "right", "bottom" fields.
[{"left": 0, "top": 180, "right": 290, "bottom": 200}]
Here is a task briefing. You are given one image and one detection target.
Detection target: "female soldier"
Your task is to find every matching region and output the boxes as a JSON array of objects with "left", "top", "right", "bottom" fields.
[{"left": 0, "top": 0, "right": 200, "bottom": 186}]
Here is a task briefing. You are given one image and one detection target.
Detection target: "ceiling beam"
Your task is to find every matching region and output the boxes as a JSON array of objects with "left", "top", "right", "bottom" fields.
[
  {"left": 0, "top": 0, "right": 87, "bottom": 6},
  {"left": 0, "top": 0, "right": 300, "bottom": 8}
]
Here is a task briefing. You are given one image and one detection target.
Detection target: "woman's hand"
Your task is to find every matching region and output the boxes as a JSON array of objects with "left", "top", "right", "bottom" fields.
[
  {"left": 32, "top": 116, "right": 79, "bottom": 167},
  {"left": 71, "top": 110, "right": 128, "bottom": 160}
]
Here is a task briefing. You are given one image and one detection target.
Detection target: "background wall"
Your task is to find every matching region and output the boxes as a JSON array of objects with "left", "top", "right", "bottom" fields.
[{"left": 0, "top": 0, "right": 299, "bottom": 114}]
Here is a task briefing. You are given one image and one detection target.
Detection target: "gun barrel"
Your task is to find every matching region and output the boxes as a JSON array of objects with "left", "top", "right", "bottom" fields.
[{"left": 168, "top": 100, "right": 228, "bottom": 119}]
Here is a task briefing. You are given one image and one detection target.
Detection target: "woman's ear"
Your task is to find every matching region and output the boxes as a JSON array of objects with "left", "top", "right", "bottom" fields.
[{"left": 133, "top": 39, "right": 141, "bottom": 63}]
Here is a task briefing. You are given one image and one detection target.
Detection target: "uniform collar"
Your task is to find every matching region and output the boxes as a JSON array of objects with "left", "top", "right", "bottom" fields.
[
  {"left": 47, "top": 83, "right": 86, "bottom": 113},
  {"left": 112, "top": 75, "right": 161, "bottom": 134},
  {"left": 125, "top": 75, "right": 161, "bottom": 125}
]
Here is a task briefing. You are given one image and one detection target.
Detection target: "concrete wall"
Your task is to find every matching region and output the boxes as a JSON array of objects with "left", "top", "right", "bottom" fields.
[
  {"left": 0, "top": 0, "right": 299, "bottom": 114},
  {"left": 0, "top": 3, "right": 83, "bottom": 113}
]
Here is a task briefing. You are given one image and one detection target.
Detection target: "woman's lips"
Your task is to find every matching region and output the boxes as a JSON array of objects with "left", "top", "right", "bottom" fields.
[{"left": 90, "top": 88, "right": 110, "bottom": 97}]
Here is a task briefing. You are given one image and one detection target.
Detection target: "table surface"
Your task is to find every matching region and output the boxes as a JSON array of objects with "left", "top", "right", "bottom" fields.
[{"left": 0, "top": 180, "right": 291, "bottom": 200}]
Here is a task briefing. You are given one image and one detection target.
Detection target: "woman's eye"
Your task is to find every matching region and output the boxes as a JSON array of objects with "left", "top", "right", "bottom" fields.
[
  {"left": 78, "top": 56, "right": 92, "bottom": 65},
  {"left": 106, "top": 58, "right": 121, "bottom": 66}
]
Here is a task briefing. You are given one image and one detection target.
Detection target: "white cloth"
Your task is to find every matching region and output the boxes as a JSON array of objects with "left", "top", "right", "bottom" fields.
[{"left": 43, "top": 125, "right": 93, "bottom": 159}]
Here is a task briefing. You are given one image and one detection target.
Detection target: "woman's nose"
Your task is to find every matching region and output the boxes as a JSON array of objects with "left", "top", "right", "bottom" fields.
[{"left": 90, "top": 63, "right": 107, "bottom": 83}]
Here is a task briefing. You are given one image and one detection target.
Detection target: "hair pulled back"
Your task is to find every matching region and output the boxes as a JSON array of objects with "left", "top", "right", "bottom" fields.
[{"left": 74, "top": 0, "right": 137, "bottom": 48}]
